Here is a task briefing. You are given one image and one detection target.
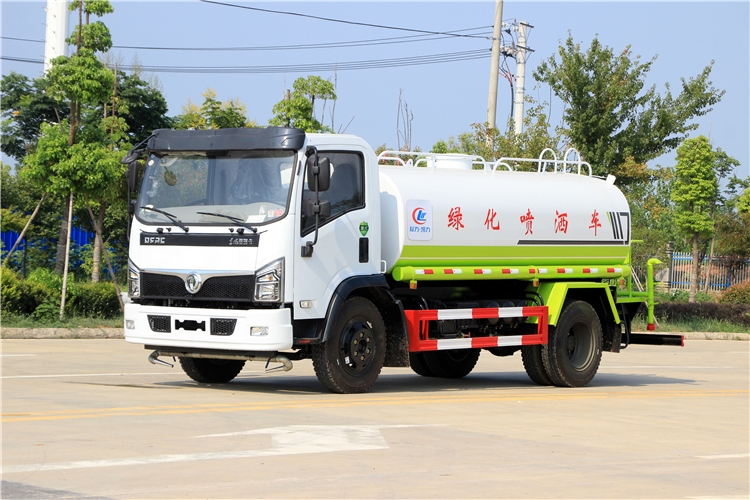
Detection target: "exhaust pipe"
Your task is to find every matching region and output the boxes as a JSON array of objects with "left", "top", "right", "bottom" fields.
[
  {"left": 149, "top": 350, "right": 293, "bottom": 373},
  {"left": 148, "top": 350, "right": 174, "bottom": 368}
]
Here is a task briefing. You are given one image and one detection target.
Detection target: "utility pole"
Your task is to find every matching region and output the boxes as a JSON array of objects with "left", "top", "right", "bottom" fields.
[
  {"left": 486, "top": 0, "right": 504, "bottom": 129},
  {"left": 512, "top": 21, "right": 530, "bottom": 136},
  {"left": 44, "top": 0, "right": 69, "bottom": 74}
]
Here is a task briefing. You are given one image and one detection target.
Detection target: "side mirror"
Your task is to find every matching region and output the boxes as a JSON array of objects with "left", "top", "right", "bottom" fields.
[
  {"left": 306, "top": 156, "right": 331, "bottom": 192},
  {"left": 126, "top": 161, "right": 139, "bottom": 191}
]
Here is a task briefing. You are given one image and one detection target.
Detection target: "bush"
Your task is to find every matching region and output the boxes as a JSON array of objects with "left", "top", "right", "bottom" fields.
[
  {"left": 654, "top": 289, "right": 715, "bottom": 303},
  {"left": 2, "top": 268, "right": 120, "bottom": 319},
  {"left": 67, "top": 282, "right": 121, "bottom": 318},
  {"left": 639, "top": 302, "right": 750, "bottom": 327},
  {"left": 721, "top": 281, "right": 750, "bottom": 305},
  {"left": 1, "top": 267, "right": 56, "bottom": 315}
]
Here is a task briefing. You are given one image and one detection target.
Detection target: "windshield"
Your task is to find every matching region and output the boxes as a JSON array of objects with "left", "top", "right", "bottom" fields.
[{"left": 136, "top": 151, "right": 296, "bottom": 226}]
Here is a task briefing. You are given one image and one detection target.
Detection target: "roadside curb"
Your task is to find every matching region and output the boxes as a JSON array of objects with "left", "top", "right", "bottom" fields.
[
  {"left": 1, "top": 329, "right": 747, "bottom": 341},
  {"left": 1, "top": 328, "right": 125, "bottom": 339}
]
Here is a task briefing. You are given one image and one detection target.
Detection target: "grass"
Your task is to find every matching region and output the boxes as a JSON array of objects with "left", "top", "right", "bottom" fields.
[
  {"left": 1, "top": 313, "right": 123, "bottom": 329},
  {"left": 631, "top": 317, "right": 749, "bottom": 334}
]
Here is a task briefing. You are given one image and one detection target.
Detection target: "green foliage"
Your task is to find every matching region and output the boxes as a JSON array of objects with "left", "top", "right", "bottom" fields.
[
  {"left": 174, "top": 89, "right": 251, "bottom": 130},
  {"left": 117, "top": 72, "right": 171, "bottom": 142},
  {"left": 1, "top": 267, "right": 120, "bottom": 318},
  {"left": 720, "top": 281, "right": 750, "bottom": 305},
  {"left": 533, "top": 34, "right": 724, "bottom": 184},
  {"left": 654, "top": 289, "right": 714, "bottom": 304},
  {"left": 269, "top": 76, "right": 336, "bottom": 133},
  {"left": 671, "top": 136, "right": 719, "bottom": 239},
  {"left": 46, "top": 49, "right": 115, "bottom": 109},
  {"left": 1, "top": 73, "right": 69, "bottom": 161},
  {"left": 430, "top": 98, "right": 562, "bottom": 164}
]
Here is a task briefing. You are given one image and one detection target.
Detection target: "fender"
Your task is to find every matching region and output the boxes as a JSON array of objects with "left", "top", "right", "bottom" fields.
[
  {"left": 321, "top": 274, "right": 391, "bottom": 343},
  {"left": 532, "top": 281, "right": 620, "bottom": 326}
]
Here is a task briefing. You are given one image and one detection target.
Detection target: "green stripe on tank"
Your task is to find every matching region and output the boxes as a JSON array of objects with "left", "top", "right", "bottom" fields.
[{"left": 395, "top": 245, "right": 629, "bottom": 267}]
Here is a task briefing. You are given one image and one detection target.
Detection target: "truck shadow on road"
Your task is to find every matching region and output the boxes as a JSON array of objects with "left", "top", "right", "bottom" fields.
[{"left": 143, "top": 369, "right": 695, "bottom": 395}]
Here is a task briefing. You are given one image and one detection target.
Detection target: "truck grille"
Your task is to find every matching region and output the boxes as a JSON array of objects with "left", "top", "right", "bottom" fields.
[
  {"left": 141, "top": 273, "right": 255, "bottom": 302},
  {"left": 211, "top": 318, "right": 237, "bottom": 336},
  {"left": 148, "top": 315, "right": 171, "bottom": 333}
]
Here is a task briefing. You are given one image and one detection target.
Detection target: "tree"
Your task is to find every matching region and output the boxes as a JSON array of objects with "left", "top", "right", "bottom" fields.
[
  {"left": 173, "top": 88, "right": 252, "bottom": 130},
  {"left": 670, "top": 136, "right": 718, "bottom": 302},
  {"left": 269, "top": 76, "right": 336, "bottom": 132},
  {"left": 1, "top": 73, "right": 69, "bottom": 161},
  {"left": 534, "top": 34, "right": 724, "bottom": 184}
]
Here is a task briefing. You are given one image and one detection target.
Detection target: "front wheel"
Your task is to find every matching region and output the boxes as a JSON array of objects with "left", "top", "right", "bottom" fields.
[
  {"left": 179, "top": 357, "right": 246, "bottom": 384},
  {"left": 542, "top": 300, "right": 602, "bottom": 387},
  {"left": 312, "top": 297, "right": 386, "bottom": 393}
]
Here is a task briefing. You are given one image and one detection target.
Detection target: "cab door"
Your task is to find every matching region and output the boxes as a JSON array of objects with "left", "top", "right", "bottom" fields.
[{"left": 292, "top": 150, "right": 377, "bottom": 319}]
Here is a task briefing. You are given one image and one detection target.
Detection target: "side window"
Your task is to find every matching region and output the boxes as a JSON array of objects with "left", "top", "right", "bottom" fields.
[{"left": 301, "top": 152, "right": 364, "bottom": 235}]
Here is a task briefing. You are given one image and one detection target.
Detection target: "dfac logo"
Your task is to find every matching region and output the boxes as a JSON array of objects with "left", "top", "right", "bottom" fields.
[
  {"left": 406, "top": 199, "right": 432, "bottom": 241},
  {"left": 412, "top": 207, "right": 428, "bottom": 225},
  {"left": 143, "top": 236, "right": 166, "bottom": 244}
]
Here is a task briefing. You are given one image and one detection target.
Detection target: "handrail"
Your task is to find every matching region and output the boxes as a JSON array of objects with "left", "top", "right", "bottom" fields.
[{"left": 377, "top": 148, "right": 592, "bottom": 176}]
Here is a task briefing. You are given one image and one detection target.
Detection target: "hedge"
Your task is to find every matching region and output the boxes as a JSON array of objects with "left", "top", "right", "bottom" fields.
[
  {"left": 1, "top": 268, "right": 121, "bottom": 319},
  {"left": 638, "top": 301, "right": 750, "bottom": 327},
  {"left": 720, "top": 281, "right": 750, "bottom": 305}
]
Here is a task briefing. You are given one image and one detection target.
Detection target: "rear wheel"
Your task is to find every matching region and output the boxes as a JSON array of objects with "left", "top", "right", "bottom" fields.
[
  {"left": 521, "top": 345, "right": 553, "bottom": 385},
  {"left": 179, "top": 357, "right": 246, "bottom": 383},
  {"left": 542, "top": 301, "right": 602, "bottom": 387},
  {"left": 409, "top": 352, "right": 435, "bottom": 377},
  {"left": 312, "top": 297, "right": 386, "bottom": 394},
  {"left": 423, "top": 349, "right": 480, "bottom": 378}
]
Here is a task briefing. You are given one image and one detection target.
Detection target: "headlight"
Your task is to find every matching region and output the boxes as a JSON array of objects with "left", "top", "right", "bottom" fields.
[
  {"left": 128, "top": 261, "right": 141, "bottom": 298},
  {"left": 254, "top": 258, "right": 283, "bottom": 302}
]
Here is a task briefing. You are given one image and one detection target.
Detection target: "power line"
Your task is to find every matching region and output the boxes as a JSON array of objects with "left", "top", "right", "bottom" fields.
[
  {"left": 200, "top": 0, "right": 493, "bottom": 40},
  {"left": 2, "top": 27, "right": 491, "bottom": 52},
  {"left": 1, "top": 49, "right": 490, "bottom": 74}
]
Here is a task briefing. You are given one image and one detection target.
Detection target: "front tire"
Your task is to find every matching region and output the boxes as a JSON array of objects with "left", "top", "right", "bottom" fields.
[
  {"left": 179, "top": 357, "right": 246, "bottom": 384},
  {"left": 521, "top": 345, "right": 553, "bottom": 385},
  {"left": 542, "top": 301, "right": 602, "bottom": 387},
  {"left": 423, "top": 349, "right": 480, "bottom": 378},
  {"left": 312, "top": 297, "right": 386, "bottom": 394}
]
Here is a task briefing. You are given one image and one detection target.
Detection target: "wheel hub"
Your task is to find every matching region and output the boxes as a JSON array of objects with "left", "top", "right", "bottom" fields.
[{"left": 340, "top": 321, "right": 373, "bottom": 372}]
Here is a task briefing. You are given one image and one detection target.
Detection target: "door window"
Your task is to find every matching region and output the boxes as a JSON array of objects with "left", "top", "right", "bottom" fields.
[{"left": 301, "top": 152, "right": 364, "bottom": 235}]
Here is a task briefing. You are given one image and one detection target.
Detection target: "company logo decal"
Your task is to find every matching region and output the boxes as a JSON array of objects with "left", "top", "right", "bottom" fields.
[
  {"left": 406, "top": 199, "right": 432, "bottom": 241},
  {"left": 411, "top": 207, "right": 428, "bottom": 225},
  {"left": 359, "top": 222, "right": 369, "bottom": 236}
]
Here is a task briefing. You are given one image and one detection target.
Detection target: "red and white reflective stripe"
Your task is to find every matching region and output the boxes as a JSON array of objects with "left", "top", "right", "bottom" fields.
[
  {"left": 437, "top": 335, "right": 533, "bottom": 350},
  {"left": 583, "top": 268, "right": 599, "bottom": 274},
  {"left": 537, "top": 268, "right": 548, "bottom": 274},
  {"left": 434, "top": 307, "right": 525, "bottom": 320},
  {"left": 474, "top": 269, "right": 492, "bottom": 275},
  {"left": 444, "top": 268, "right": 462, "bottom": 275},
  {"left": 606, "top": 267, "right": 623, "bottom": 273},
  {"left": 557, "top": 268, "right": 574, "bottom": 274},
  {"left": 415, "top": 269, "right": 434, "bottom": 275},
  {"left": 501, "top": 268, "right": 520, "bottom": 274}
]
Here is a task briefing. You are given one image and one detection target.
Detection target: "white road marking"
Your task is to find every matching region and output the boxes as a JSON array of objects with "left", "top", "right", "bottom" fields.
[
  {"left": 1, "top": 372, "right": 183, "bottom": 379},
  {"left": 1, "top": 424, "right": 428, "bottom": 474},
  {"left": 696, "top": 453, "right": 749, "bottom": 459},
  {"left": 604, "top": 366, "right": 734, "bottom": 369},
  {"left": 0, "top": 354, "right": 36, "bottom": 357}
]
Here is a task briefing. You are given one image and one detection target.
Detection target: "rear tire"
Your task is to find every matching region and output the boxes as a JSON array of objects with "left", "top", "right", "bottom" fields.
[
  {"left": 312, "top": 297, "right": 386, "bottom": 394},
  {"left": 409, "top": 352, "right": 435, "bottom": 377},
  {"left": 542, "top": 301, "right": 602, "bottom": 387},
  {"left": 521, "top": 345, "right": 553, "bottom": 385},
  {"left": 423, "top": 349, "right": 480, "bottom": 378},
  {"left": 179, "top": 357, "right": 245, "bottom": 384}
]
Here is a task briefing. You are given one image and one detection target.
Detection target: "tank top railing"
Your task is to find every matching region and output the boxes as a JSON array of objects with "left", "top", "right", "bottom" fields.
[{"left": 377, "top": 148, "right": 591, "bottom": 176}]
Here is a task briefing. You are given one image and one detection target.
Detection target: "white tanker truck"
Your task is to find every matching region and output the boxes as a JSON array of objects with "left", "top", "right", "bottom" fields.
[{"left": 122, "top": 127, "right": 682, "bottom": 393}]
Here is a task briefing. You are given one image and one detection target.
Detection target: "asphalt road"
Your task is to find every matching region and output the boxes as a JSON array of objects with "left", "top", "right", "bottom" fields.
[{"left": 1, "top": 339, "right": 748, "bottom": 499}]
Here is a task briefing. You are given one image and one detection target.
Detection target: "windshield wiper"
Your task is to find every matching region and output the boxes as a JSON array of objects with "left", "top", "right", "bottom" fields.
[
  {"left": 196, "top": 212, "right": 258, "bottom": 233},
  {"left": 140, "top": 206, "right": 189, "bottom": 233}
]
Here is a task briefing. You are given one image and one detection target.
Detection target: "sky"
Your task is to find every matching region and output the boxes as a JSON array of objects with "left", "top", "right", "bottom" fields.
[{"left": 2, "top": 1, "right": 748, "bottom": 180}]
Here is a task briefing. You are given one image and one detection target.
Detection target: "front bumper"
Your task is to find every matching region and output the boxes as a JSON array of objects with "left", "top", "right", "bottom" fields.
[{"left": 124, "top": 303, "right": 293, "bottom": 351}]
